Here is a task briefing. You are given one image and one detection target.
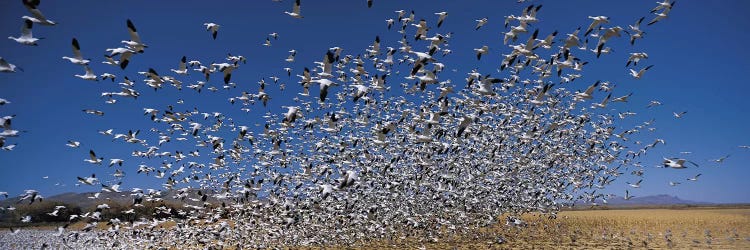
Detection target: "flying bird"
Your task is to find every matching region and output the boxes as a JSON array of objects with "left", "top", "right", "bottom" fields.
[
  {"left": 686, "top": 173, "right": 702, "bottom": 181},
  {"left": 663, "top": 158, "right": 698, "bottom": 169},
  {"left": 628, "top": 65, "right": 653, "bottom": 79},
  {"left": 435, "top": 12, "right": 448, "bottom": 28},
  {"left": 0, "top": 57, "right": 21, "bottom": 73},
  {"left": 62, "top": 38, "right": 90, "bottom": 65},
  {"left": 21, "top": 0, "right": 56, "bottom": 25},
  {"left": 84, "top": 150, "right": 103, "bottom": 165},
  {"left": 204, "top": 23, "right": 220, "bottom": 39},
  {"left": 475, "top": 18, "right": 488, "bottom": 30},
  {"left": 8, "top": 19, "right": 41, "bottom": 46},
  {"left": 285, "top": 0, "right": 303, "bottom": 18}
]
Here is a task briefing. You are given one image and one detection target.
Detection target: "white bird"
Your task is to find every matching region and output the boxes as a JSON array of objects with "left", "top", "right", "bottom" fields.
[
  {"left": 75, "top": 66, "right": 98, "bottom": 81},
  {"left": 102, "top": 182, "right": 122, "bottom": 193},
  {"left": 475, "top": 17, "right": 488, "bottom": 30},
  {"left": 21, "top": 0, "right": 56, "bottom": 25},
  {"left": 474, "top": 45, "right": 488, "bottom": 60},
  {"left": 8, "top": 19, "right": 41, "bottom": 46},
  {"left": 673, "top": 111, "right": 687, "bottom": 118},
  {"left": 83, "top": 109, "right": 104, "bottom": 116},
  {"left": 651, "top": 0, "right": 676, "bottom": 13},
  {"left": 574, "top": 80, "right": 600, "bottom": 101},
  {"left": 626, "top": 52, "right": 648, "bottom": 67},
  {"left": 663, "top": 158, "right": 698, "bottom": 169},
  {"left": 611, "top": 93, "right": 633, "bottom": 103},
  {"left": 646, "top": 100, "right": 662, "bottom": 108},
  {"left": 435, "top": 12, "right": 448, "bottom": 28},
  {"left": 686, "top": 173, "right": 702, "bottom": 181},
  {"left": 62, "top": 38, "right": 90, "bottom": 65},
  {"left": 285, "top": 0, "right": 303, "bottom": 18},
  {"left": 212, "top": 63, "right": 238, "bottom": 84},
  {"left": 595, "top": 26, "right": 623, "bottom": 57},
  {"left": 84, "top": 150, "right": 103, "bottom": 165},
  {"left": 628, "top": 65, "right": 653, "bottom": 79},
  {"left": 282, "top": 106, "right": 300, "bottom": 124},
  {"left": 624, "top": 190, "right": 635, "bottom": 200},
  {"left": 100, "top": 73, "right": 116, "bottom": 82},
  {"left": 123, "top": 19, "right": 147, "bottom": 53},
  {"left": 0, "top": 57, "right": 21, "bottom": 73},
  {"left": 0, "top": 98, "right": 9, "bottom": 105},
  {"left": 711, "top": 154, "right": 730, "bottom": 163},
  {"left": 314, "top": 78, "right": 338, "bottom": 102},
  {"left": 204, "top": 23, "right": 220, "bottom": 39},
  {"left": 627, "top": 179, "right": 643, "bottom": 188},
  {"left": 286, "top": 50, "right": 297, "bottom": 62},
  {"left": 106, "top": 47, "right": 136, "bottom": 69},
  {"left": 170, "top": 56, "right": 189, "bottom": 75},
  {"left": 625, "top": 17, "right": 646, "bottom": 45},
  {"left": 584, "top": 16, "right": 609, "bottom": 36},
  {"left": 66, "top": 140, "right": 80, "bottom": 148},
  {"left": 77, "top": 174, "right": 98, "bottom": 185},
  {"left": 109, "top": 158, "right": 124, "bottom": 167},
  {"left": 648, "top": 7, "right": 672, "bottom": 26}
]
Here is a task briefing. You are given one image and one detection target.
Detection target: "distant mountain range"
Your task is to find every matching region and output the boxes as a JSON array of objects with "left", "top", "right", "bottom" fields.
[
  {"left": 0, "top": 192, "right": 719, "bottom": 210},
  {"left": 576, "top": 194, "right": 713, "bottom": 207}
]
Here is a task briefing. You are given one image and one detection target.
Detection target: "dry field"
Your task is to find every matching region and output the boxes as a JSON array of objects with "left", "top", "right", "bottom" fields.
[
  {"left": 4, "top": 207, "right": 749, "bottom": 249},
  {"left": 342, "top": 207, "right": 750, "bottom": 249}
]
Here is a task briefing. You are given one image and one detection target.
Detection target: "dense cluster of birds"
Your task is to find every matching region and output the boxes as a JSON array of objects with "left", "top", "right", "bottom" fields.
[{"left": 0, "top": 0, "right": 744, "bottom": 248}]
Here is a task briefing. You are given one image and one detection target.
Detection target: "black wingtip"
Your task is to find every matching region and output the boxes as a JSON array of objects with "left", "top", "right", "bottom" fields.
[
  {"left": 72, "top": 38, "right": 81, "bottom": 50},
  {"left": 120, "top": 60, "right": 129, "bottom": 70},
  {"left": 127, "top": 19, "right": 136, "bottom": 32}
]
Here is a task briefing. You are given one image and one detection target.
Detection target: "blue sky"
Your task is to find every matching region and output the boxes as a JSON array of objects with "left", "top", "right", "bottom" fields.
[{"left": 0, "top": 0, "right": 749, "bottom": 203}]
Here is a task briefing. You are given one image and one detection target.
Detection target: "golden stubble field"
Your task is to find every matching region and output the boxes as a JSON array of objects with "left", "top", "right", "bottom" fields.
[
  {"left": 339, "top": 207, "right": 750, "bottom": 249},
  {"left": 10, "top": 207, "right": 750, "bottom": 249}
]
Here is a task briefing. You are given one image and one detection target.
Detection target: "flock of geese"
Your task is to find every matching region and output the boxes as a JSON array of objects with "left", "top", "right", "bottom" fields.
[{"left": 0, "top": 0, "right": 745, "bottom": 248}]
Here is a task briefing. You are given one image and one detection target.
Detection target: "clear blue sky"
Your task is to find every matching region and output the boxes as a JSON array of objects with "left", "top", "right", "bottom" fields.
[{"left": 0, "top": 0, "right": 749, "bottom": 203}]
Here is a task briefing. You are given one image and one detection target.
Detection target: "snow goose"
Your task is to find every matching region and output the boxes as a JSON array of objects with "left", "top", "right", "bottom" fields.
[
  {"left": 124, "top": 19, "right": 146, "bottom": 53},
  {"left": 65, "top": 140, "right": 80, "bottom": 148},
  {"left": 625, "top": 52, "right": 648, "bottom": 67},
  {"left": 475, "top": 18, "right": 488, "bottom": 30},
  {"left": 285, "top": 0, "right": 303, "bottom": 18},
  {"left": 62, "top": 38, "right": 90, "bottom": 65},
  {"left": 21, "top": 0, "right": 56, "bottom": 26},
  {"left": 75, "top": 66, "right": 99, "bottom": 81},
  {"left": 0, "top": 57, "right": 21, "bottom": 73},
  {"left": 84, "top": 150, "right": 103, "bottom": 165},
  {"left": 474, "top": 45, "right": 488, "bottom": 60},
  {"left": 650, "top": 0, "right": 676, "bottom": 13},
  {"left": 435, "top": 12, "right": 448, "bottom": 28},
  {"left": 648, "top": 7, "right": 672, "bottom": 26},
  {"left": 686, "top": 173, "right": 701, "bottom": 181},
  {"left": 8, "top": 19, "right": 41, "bottom": 46},
  {"left": 628, "top": 65, "right": 653, "bottom": 79},
  {"left": 663, "top": 157, "right": 698, "bottom": 169},
  {"left": 170, "top": 56, "right": 188, "bottom": 75},
  {"left": 584, "top": 16, "right": 609, "bottom": 36},
  {"left": 204, "top": 22, "right": 220, "bottom": 39}
]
